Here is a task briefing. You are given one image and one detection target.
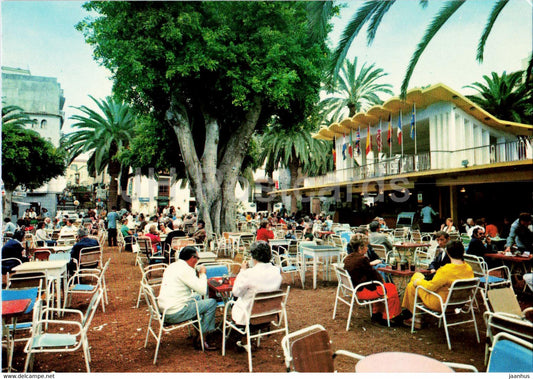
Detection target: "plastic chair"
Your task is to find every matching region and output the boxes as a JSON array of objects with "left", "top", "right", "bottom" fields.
[
  {"left": 64, "top": 259, "right": 110, "bottom": 312},
  {"left": 464, "top": 254, "right": 511, "bottom": 293},
  {"left": 23, "top": 289, "right": 103, "bottom": 372},
  {"left": 486, "top": 332, "right": 533, "bottom": 372},
  {"left": 281, "top": 324, "right": 363, "bottom": 372},
  {"left": 411, "top": 277, "right": 480, "bottom": 350},
  {"left": 272, "top": 249, "right": 301, "bottom": 287},
  {"left": 141, "top": 282, "right": 204, "bottom": 363},
  {"left": 138, "top": 237, "right": 166, "bottom": 264},
  {"left": 332, "top": 265, "right": 390, "bottom": 330},
  {"left": 33, "top": 249, "right": 51, "bottom": 261},
  {"left": 222, "top": 287, "right": 291, "bottom": 372},
  {"left": 135, "top": 262, "right": 168, "bottom": 308}
]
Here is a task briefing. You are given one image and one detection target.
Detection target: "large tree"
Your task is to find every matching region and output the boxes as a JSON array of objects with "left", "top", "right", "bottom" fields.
[
  {"left": 78, "top": 2, "right": 328, "bottom": 233},
  {"left": 2, "top": 121, "right": 66, "bottom": 218},
  {"left": 309, "top": 0, "right": 526, "bottom": 97},
  {"left": 64, "top": 95, "right": 136, "bottom": 210},
  {"left": 465, "top": 70, "right": 533, "bottom": 124}
]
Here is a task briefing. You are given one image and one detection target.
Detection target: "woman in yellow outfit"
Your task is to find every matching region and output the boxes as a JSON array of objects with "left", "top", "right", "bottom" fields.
[{"left": 401, "top": 240, "right": 473, "bottom": 322}]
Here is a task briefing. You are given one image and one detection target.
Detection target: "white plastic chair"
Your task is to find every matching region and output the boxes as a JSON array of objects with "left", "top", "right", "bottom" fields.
[
  {"left": 222, "top": 287, "right": 290, "bottom": 372},
  {"left": 411, "top": 277, "right": 480, "bottom": 350},
  {"left": 332, "top": 265, "right": 390, "bottom": 330}
]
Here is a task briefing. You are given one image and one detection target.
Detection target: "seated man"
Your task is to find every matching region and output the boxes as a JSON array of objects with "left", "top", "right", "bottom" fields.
[
  {"left": 163, "top": 219, "right": 187, "bottom": 260},
  {"left": 60, "top": 218, "right": 78, "bottom": 236},
  {"left": 157, "top": 246, "right": 217, "bottom": 350},
  {"left": 401, "top": 240, "right": 474, "bottom": 328},
  {"left": 467, "top": 227, "right": 493, "bottom": 258},
  {"left": 2, "top": 230, "right": 29, "bottom": 274},
  {"left": 67, "top": 227, "right": 100, "bottom": 276},
  {"left": 368, "top": 221, "right": 393, "bottom": 252},
  {"left": 120, "top": 218, "right": 135, "bottom": 252},
  {"left": 189, "top": 220, "right": 206, "bottom": 244},
  {"left": 425, "top": 231, "right": 451, "bottom": 280},
  {"left": 2, "top": 217, "right": 17, "bottom": 236}
]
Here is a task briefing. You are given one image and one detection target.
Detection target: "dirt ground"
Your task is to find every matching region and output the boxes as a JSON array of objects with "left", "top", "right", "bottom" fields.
[{"left": 5, "top": 246, "right": 533, "bottom": 373}]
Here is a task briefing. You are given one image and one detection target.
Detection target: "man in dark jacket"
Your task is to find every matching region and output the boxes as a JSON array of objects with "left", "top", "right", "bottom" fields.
[
  {"left": 67, "top": 227, "right": 100, "bottom": 276},
  {"left": 1, "top": 230, "right": 29, "bottom": 274},
  {"left": 425, "top": 231, "right": 451, "bottom": 280},
  {"left": 467, "top": 227, "right": 492, "bottom": 259}
]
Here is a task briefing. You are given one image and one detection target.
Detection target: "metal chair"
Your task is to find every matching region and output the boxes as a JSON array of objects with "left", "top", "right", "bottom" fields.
[
  {"left": 281, "top": 324, "right": 363, "bottom": 372},
  {"left": 23, "top": 289, "right": 103, "bottom": 372},
  {"left": 411, "top": 277, "right": 480, "bottom": 350},
  {"left": 222, "top": 287, "right": 291, "bottom": 372},
  {"left": 272, "top": 248, "right": 301, "bottom": 287},
  {"left": 135, "top": 262, "right": 168, "bottom": 308},
  {"left": 486, "top": 332, "right": 533, "bottom": 372},
  {"left": 138, "top": 237, "right": 165, "bottom": 265},
  {"left": 464, "top": 254, "right": 511, "bottom": 293},
  {"left": 332, "top": 265, "right": 390, "bottom": 330},
  {"left": 64, "top": 259, "right": 110, "bottom": 312},
  {"left": 141, "top": 282, "right": 204, "bottom": 364}
]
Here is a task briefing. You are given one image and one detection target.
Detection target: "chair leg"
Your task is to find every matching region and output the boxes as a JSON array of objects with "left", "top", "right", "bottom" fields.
[
  {"left": 442, "top": 317, "right": 452, "bottom": 350},
  {"left": 136, "top": 286, "right": 144, "bottom": 308},
  {"left": 332, "top": 286, "right": 340, "bottom": 320},
  {"left": 153, "top": 326, "right": 164, "bottom": 364},
  {"left": 83, "top": 339, "right": 91, "bottom": 372},
  {"left": 247, "top": 331, "right": 253, "bottom": 372},
  {"left": 222, "top": 320, "right": 227, "bottom": 356},
  {"left": 24, "top": 352, "right": 33, "bottom": 372},
  {"left": 144, "top": 317, "right": 153, "bottom": 348}
]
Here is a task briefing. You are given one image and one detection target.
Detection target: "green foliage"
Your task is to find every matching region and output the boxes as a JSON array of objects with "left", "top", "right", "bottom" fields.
[
  {"left": 2, "top": 104, "right": 31, "bottom": 128},
  {"left": 2, "top": 125, "right": 66, "bottom": 191},
  {"left": 465, "top": 71, "right": 533, "bottom": 124},
  {"left": 321, "top": 57, "right": 393, "bottom": 120},
  {"left": 77, "top": 1, "right": 328, "bottom": 149},
  {"left": 64, "top": 95, "right": 136, "bottom": 175}
]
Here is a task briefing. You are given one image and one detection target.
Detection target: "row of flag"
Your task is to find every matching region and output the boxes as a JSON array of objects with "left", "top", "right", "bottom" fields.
[{"left": 335, "top": 105, "right": 416, "bottom": 160}]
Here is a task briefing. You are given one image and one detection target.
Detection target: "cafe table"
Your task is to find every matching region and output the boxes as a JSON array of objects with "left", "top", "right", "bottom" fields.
[
  {"left": 12, "top": 260, "right": 70, "bottom": 311},
  {"left": 207, "top": 276, "right": 236, "bottom": 306},
  {"left": 299, "top": 245, "right": 343, "bottom": 289},
  {"left": 2, "top": 298, "right": 31, "bottom": 372},
  {"left": 269, "top": 239, "right": 291, "bottom": 253},
  {"left": 377, "top": 265, "right": 430, "bottom": 296},
  {"left": 393, "top": 242, "right": 431, "bottom": 263},
  {"left": 485, "top": 252, "right": 533, "bottom": 282},
  {"left": 355, "top": 352, "right": 454, "bottom": 373}
]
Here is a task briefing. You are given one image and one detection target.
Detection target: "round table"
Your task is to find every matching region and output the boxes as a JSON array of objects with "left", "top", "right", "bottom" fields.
[{"left": 356, "top": 352, "right": 454, "bottom": 373}]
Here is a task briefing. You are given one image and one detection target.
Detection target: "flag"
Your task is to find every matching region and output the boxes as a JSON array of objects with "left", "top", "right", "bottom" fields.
[
  {"left": 387, "top": 114, "right": 392, "bottom": 148},
  {"left": 332, "top": 148, "right": 336, "bottom": 164},
  {"left": 365, "top": 124, "right": 372, "bottom": 155},
  {"left": 348, "top": 132, "right": 353, "bottom": 157},
  {"left": 342, "top": 134, "right": 347, "bottom": 160},
  {"left": 410, "top": 104, "right": 416, "bottom": 140},
  {"left": 355, "top": 127, "right": 361, "bottom": 156},
  {"left": 397, "top": 110, "right": 402, "bottom": 145},
  {"left": 377, "top": 119, "right": 382, "bottom": 153}
]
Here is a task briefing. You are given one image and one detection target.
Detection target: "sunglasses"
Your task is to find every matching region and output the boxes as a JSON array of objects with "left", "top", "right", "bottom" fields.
[{"left": 192, "top": 255, "right": 200, "bottom": 259}]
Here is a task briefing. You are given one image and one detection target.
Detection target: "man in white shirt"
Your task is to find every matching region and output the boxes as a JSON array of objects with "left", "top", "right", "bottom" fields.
[
  {"left": 59, "top": 218, "right": 78, "bottom": 236},
  {"left": 157, "top": 246, "right": 217, "bottom": 350}
]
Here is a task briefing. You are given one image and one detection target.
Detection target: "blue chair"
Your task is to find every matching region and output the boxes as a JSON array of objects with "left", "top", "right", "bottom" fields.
[
  {"left": 487, "top": 332, "right": 533, "bottom": 372},
  {"left": 205, "top": 264, "right": 229, "bottom": 279}
]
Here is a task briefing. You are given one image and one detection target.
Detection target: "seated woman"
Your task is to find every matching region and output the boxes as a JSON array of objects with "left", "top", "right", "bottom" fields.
[
  {"left": 255, "top": 220, "right": 274, "bottom": 242},
  {"left": 34, "top": 221, "right": 56, "bottom": 247},
  {"left": 440, "top": 218, "right": 456, "bottom": 233},
  {"left": 343, "top": 234, "right": 402, "bottom": 326},
  {"left": 401, "top": 240, "right": 474, "bottom": 328},
  {"left": 145, "top": 224, "right": 162, "bottom": 254}
]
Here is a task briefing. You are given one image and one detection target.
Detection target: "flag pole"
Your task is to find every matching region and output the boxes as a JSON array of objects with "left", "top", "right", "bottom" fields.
[
  {"left": 400, "top": 110, "right": 403, "bottom": 159},
  {"left": 414, "top": 104, "right": 417, "bottom": 156}
]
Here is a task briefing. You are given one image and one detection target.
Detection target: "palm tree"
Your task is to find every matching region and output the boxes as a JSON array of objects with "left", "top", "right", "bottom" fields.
[
  {"left": 260, "top": 122, "right": 333, "bottom": 213},
  {"left": 308, "top": 0, "right": 519, "bottom": 98},
  {"left": 2, "top": 104, "right": 31, "bottom": 128},
  {"left": 465, "top": 71, "right": 532, "bottom": 124},
  {"left": 321, "top": 57, "right": 393, "bottom": 120},
  {"left": 64, "top": 96, "right": 136, "bottom": 209}
]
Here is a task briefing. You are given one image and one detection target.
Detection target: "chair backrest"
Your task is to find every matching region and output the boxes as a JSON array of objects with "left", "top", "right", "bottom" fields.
[
  {"left": 7, "top": 271, "right": 46, "bottom": 291},
  {"left": 141, "top": 282, "right": 163, "bottom": 320},
  {"left": 285, "top": 325, "right": 335, "bottom": 372},
  {"left": 334, "top": 265, "right": 354, "bottom": 291},
  {"left": 249, "top": 287, "right": 290, "bottom": 325},
  {"left": 1, "top": 285, "right": 40, "bottom": 314},
  {"left": 443, "top": 278, "right": 480, "bottom": 311},
  {"left": 487, "top": 332, "right": 533, "bottom": 372},
  {"left": 410, "top": 230, "right": 422, "bottom": 243},
  {"left": 82, "top": 289, "right": 104, "bottom": 331},
  {"left": 138, "top": 237, "right": 152, "bottom": 255},
  {"left": 370, "top": 244, "right": 387, "bottom": 261},
  {"left": 143, "top": 264, "right": 167, "bottom": 287},
  {"left": 463, "top": 254, "right": 487, "bottom": 277},
  {"left": 172, "top": 237, "right": 195, "bottom": 251},
  {"left": 33, "top": 249, "right": 51, "bottom": 261},
  {"left": 205, "top": 264, "right": 229, "bottom": 278},
  {"left": 240, "top": 234, "right": 255, "bottom": 247},
  {"left": 2, "top": 257, "right": 22, "bottom": 275},
  {"left": 79, "top": 246, "right": 102, "bottom": 269},
  {"left": 485, "top": 287, "right": 523, "bottom": 317}
]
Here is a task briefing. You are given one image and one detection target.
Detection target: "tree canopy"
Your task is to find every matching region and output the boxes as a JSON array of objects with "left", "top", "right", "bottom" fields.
[{"left": 78, "top": 1, "right": 329, "bottom": 232}]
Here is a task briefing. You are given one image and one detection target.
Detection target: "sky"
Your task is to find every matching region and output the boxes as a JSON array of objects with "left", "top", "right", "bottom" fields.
[{"left": 1, "top": 0, "right": 532, "bottom": 133}]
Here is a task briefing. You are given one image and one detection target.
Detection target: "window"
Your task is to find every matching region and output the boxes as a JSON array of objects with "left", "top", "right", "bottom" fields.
[{"left": 40, "top": 120, "right": 47, "bottom": 128}]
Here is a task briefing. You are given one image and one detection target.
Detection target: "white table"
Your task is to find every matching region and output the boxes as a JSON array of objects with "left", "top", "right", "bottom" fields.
[
  {"left": 299, "top": 245, "right": 342, "bottom": 289},
  {"left": 355, "top": 352, "right": 454, "bottom": 372},
  {"left": 198, "top": 251, "right": 217, "bottom": 264},
  {"left": 12, "top": 260, "right": 69, "bottom": 311},
  {"left": 50, "top": 245, "right": 72, "bottom": 253}
]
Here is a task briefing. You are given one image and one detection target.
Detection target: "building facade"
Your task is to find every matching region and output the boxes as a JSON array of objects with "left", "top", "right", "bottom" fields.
[
  {"left": 2, "top": 66, "right": 66, "bottom": 218},
  {"left": 272, "top": 83, "right": 533, "bottom": 228}
]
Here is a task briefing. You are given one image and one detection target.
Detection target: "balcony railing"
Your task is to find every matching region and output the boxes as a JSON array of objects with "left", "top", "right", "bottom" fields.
[{"left": 304, "top": 137, "right": 532, "bottom": 188}]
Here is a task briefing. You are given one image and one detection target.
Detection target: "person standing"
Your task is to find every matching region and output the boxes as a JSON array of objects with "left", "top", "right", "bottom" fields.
[
  {"left": 157, "top": 246, "right": 217, "bottom": 350},
  {"left": 505, "top": 213, "right": 533, "bottom": 253},
  {"left": 107, "top": 206, "right": 119, "bottom": 247},
  {"left": 420, "top": 204, "right": 438, "bottom": 233}
]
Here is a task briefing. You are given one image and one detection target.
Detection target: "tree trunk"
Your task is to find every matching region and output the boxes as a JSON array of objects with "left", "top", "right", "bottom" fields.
[
  {"left": 118, "top": 165, "right": 130, "bottom": 210},
  {"left": 288, "top": 159, "right": 300, "bottom": 213},
  {"left": 167, "top": 97, "right": 261, "bottom": 235},
  {"left": 107, "top": 160, "right": 120, "bottom": 210},
  {"left": 3, "top": 189, "right": 13, "bottom": 219}
]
